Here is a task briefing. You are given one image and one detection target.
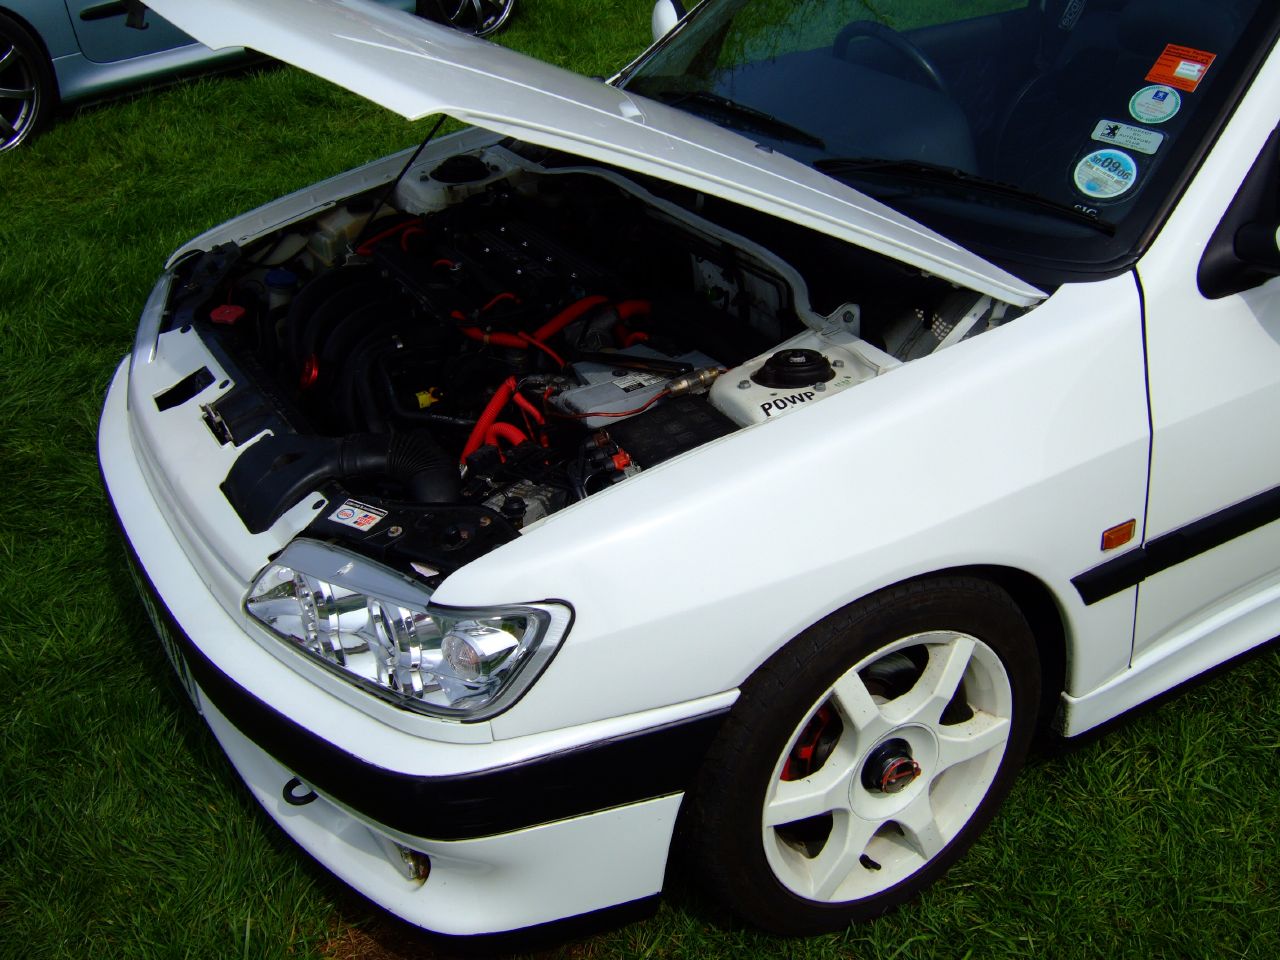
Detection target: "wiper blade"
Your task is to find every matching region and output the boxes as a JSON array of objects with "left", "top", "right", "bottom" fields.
[
  {"left": 815, "top": 157, "right": 1115, "bottom": 235},
  {"left": 650, "top": 90, "right": 825, "bottom": 148}
]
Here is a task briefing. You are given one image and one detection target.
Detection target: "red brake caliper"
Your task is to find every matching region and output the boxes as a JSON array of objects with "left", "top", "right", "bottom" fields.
[{"left": 781, "top": 705, "right": 835, "bottom": 781}]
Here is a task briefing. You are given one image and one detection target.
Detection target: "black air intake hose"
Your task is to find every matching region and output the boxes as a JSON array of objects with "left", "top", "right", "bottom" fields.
[
  {"left": 388, "top": 432, "right": 460, "bottom": 503},
  {"left": 222, "top": 430, "right": 460, "bottom": 534}
]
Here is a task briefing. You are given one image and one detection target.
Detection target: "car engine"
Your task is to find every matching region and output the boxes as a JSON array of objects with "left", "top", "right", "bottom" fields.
[{"left": 159, "top": 145, "right": 1008, "bottom": 583}]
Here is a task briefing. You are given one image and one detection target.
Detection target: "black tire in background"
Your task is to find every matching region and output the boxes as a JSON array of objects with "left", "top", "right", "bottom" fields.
[
  {"left": 0, "top": 11, "right": 56, "bottom": 151},
  {"left": 688, "top": 576, "right": 1041, "bottom": 935},
  {"left": 415, "top": 0, "right": 515, "bottom": 38}
]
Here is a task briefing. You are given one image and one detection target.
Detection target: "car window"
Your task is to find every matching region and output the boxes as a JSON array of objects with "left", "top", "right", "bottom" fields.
[
  {"left": 709, "top": 0, "right": 1028, "bottom": 67},
  {"left": 623, "top": 0, "right": 1280, "bottom": 285}
]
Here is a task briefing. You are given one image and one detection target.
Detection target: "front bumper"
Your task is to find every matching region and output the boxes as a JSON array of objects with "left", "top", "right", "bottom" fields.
[{"left": 99, "top": 356, "right": 726, "bottom": 934}]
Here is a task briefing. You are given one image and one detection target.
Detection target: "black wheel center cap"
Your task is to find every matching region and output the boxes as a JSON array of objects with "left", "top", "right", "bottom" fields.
[{"left": 861, "top": 738, "right": 921, "bottom": 794}]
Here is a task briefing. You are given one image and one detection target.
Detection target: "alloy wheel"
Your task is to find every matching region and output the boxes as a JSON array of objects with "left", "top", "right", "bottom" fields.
[
  {"left": 761, "top": 630, "right": 1013, "bottom": 902},
  {"left": 0, "top": 35, "right": 40, "bottom": 151}
]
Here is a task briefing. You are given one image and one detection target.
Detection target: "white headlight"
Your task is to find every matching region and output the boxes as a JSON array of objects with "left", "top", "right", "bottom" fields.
[{"left": 245, "top": 540, "right": 570, "bottom": 720}]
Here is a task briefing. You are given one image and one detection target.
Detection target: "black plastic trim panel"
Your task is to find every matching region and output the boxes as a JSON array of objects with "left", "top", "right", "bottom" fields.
[
  {"left": 1072, "top": 484, "right": 1280, "bottom": 605},
  {"left": 114, "top": 526, "right": 727, "bottom": 841}
]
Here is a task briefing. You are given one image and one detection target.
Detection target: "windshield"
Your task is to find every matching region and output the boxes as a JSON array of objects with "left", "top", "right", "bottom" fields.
[{"left": 622, "top": 0, "right": 1280, "bottom": 282}]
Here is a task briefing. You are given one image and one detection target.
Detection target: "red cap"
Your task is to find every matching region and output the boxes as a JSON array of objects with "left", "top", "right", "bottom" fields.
[{"left": 210, "top": 304, "right": 246, "bottom": 326}]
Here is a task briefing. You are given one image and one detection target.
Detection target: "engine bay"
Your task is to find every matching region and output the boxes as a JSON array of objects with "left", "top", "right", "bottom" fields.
[{"left": 159, "top": 144, "right": 1013, "bottom": 582}]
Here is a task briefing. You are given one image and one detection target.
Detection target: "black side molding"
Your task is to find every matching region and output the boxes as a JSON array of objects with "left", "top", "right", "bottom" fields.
[{"left": 1072, "top": 484, "right": 1280, "bottom": 604}]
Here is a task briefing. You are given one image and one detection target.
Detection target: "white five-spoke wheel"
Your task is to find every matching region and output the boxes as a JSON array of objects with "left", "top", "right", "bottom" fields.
[{"left": 690, "top": 578, "right": 1039, "bottom": 935}]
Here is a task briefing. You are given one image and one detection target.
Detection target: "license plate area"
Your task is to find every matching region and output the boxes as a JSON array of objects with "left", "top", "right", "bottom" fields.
[{"left": 127, "top": 557, "right": 202, "bottom": 709}]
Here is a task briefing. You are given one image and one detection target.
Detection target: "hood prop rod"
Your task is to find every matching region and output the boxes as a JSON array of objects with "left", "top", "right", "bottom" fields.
[{"left": 351, "top": 114, "right": 448, "bottom": 253}]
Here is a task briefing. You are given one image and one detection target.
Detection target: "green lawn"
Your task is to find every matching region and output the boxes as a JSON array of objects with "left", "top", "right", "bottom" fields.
[{"left": 2, "top": 2, "right": 1279, "bottom": 958}]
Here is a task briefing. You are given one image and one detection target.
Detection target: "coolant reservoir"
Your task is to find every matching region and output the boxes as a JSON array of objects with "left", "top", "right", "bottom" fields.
[
  {"left": 709, "top": 329, "right": 899, "bottom": 426},
  {"left": 308, "top": 201, "right": 383, "bottom": 266}
]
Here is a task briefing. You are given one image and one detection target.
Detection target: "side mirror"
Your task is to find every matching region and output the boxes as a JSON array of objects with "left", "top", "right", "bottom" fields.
[
  {"left": 1198, "top": 124, "right": 1280, "bottom": 299},
  {"left": 652, "top": 0, "right": 686, "bottom": 43},
  {"left": 1233, "top": 222, "right": 1280, "bottom": 273}
]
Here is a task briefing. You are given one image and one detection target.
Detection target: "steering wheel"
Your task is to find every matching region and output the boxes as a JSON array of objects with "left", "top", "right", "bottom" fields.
[{"left": 832, "top": 21, "right": 953, "bottom": 100}]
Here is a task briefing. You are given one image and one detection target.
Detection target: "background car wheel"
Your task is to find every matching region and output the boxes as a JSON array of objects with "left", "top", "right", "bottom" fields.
[
  {"left": 0, "top": 12, "right": 55, "bottom": 151},
  {"left": 689, "top": 577, "right": 1040, "bottom": 935},
  {"left": 416, "top": 0, "right": 515, "bottom": 38}
]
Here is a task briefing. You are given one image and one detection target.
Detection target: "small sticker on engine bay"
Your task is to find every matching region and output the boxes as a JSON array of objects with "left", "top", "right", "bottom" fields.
[
  {"left": 328, "top": 499, "right": 388, "bottom": 531},
  {"left": 613, "top": 371, "right": 664, "bottom": 393}
]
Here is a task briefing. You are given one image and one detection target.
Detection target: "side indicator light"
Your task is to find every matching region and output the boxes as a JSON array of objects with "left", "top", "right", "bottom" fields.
[{"left": 1101, "top": 519, "right": 1137, "bottom": 551}]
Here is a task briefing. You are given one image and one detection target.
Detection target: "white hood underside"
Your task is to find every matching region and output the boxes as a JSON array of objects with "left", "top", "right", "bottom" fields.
[{"left": 144, "top": 0, "right": 1045, "bottom": 307}]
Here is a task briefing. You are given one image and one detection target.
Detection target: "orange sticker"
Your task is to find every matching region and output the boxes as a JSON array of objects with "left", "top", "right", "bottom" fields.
[{"left": 1146, "top": 44, "right": 1216, "bottom": 92}]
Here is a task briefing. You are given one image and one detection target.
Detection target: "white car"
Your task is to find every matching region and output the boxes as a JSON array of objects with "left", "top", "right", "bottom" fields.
[{"left": 99, "top": 0, "right": 1280, "bottom": 939}]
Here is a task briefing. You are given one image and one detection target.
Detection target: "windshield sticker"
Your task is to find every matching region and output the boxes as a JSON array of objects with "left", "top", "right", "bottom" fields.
[
  {"left": 1146, "top": 44, "right": 1216, "bottom": 93},
  {"left": 1129, "top": 85, "right": 1181, "bottom": 124},
  {"left": 1091, "top": 119, "right": 1165, "bottom": 156},
  {"left": 328, "top": 499, "right": 387, "bottom": 530},
  {"left": 1074, "top": 149, "right": 1138, "bottom": 200}
]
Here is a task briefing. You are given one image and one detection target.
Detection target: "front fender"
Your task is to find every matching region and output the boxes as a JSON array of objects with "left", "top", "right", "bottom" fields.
[{"left": 434, "top": 275, "right": 1151, "bottom": 740}]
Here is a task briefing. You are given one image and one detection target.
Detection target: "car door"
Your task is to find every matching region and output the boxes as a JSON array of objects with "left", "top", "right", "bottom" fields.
[
  {"left": 62, "top": 1, "right": 194, "bottom": 63},
  {"left": 1130, "top": 47, "right": 1280, "bottom": 666}
]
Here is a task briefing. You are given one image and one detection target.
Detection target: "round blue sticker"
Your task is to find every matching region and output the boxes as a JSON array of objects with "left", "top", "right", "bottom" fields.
[{"left": 1074, "top": 149, "right": 1138, "bottom": 200}]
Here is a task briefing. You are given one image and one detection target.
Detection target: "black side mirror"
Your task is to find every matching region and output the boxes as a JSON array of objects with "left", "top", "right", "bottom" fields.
[
  {"left": 1233, "top": 222, "right": 1280, "bottom": 272},
  {"left": 1199, "top": 125, "right": 1280, "bottom": 299}
]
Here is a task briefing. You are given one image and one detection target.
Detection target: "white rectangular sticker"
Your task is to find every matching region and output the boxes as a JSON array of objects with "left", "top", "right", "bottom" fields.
[
  {"left": 328, "top": 499, "right": 388, "bottom": 530},
  {"left": 1091, "top": 119, "right": 1165, "bottom": 155},
  {"left": 615, "top": 371, "right": 664, "bottom": 393}
]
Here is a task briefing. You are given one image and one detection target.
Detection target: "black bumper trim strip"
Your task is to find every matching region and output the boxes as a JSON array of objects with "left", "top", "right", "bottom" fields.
[
  {"left": 1072, "top": 484, "right": 1280, "bottom": 605},
  {"left": 114, "top": 527, "right": 727, "bottom": 841}
]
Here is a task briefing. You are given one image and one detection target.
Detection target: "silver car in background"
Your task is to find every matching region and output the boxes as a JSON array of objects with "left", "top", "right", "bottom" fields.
[{"left": 0, "top": 0, "right": 415, "bottom": 150}]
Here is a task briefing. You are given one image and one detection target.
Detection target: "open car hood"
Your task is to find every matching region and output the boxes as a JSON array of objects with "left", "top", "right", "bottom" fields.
[{"left": 144, "top": 0, "right": 1045, "bottom": 307}]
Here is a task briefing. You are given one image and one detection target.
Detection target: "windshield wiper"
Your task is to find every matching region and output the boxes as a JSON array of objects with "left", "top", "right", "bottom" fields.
[
  {"left": 648, "top": 90, "right": 825, "bottom": 149},
  {"left": 815, "top": 157, "right": 1115, "bottom": 235}
]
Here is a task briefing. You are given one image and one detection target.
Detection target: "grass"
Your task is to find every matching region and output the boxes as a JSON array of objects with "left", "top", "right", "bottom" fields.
[{"left": 2, "top": 2, "right": 1279, "bottom": 958}]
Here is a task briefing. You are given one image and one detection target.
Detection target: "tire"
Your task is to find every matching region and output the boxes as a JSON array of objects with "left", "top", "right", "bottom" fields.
[
  {"left": 0, "top": 12, "right": 56, "bottom": 151},
  {"left": 689, "top": 576, "right": 1040, "bottom": 936},
  {"left": 415, "top": 0, "right": 515, "bottom": 38}
]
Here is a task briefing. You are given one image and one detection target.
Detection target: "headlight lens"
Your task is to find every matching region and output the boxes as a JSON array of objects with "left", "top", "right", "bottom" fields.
[{"left": 244, "top": 539, "right": 569, "bottom": 720}]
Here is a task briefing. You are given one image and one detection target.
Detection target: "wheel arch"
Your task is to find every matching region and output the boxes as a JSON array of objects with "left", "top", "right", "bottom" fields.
[
  {"left": 683, "top": 564, "right": 1049, "bottom": 932},
  {"left": 0, "top": 6, "right": 62, "bottom": 66}
]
